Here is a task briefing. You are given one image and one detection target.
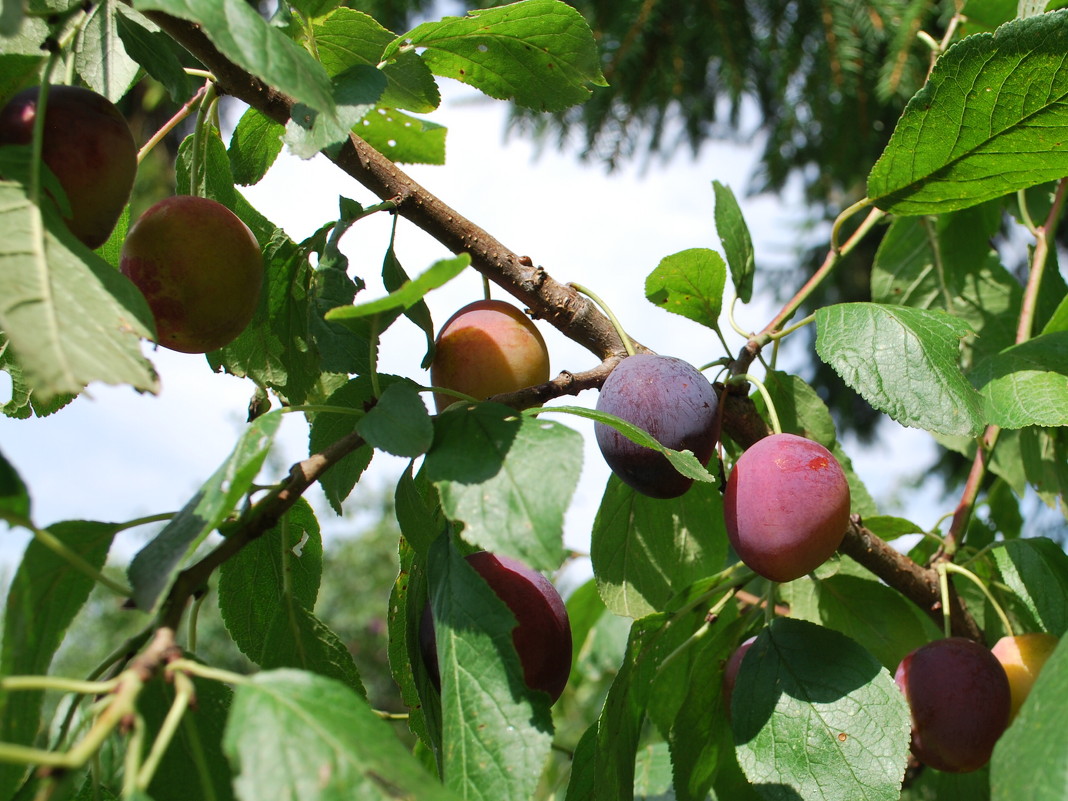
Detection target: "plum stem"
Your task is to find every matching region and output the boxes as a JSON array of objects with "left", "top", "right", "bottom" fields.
[
  {"left": 568, "top": 283, "right": 636, "bottom": 357},
  {"left": 138, "top": 84, "right": 207, "bottom": 164},
  {"left": 731, "top": 373, "right": 782, "bottom": 435},
  {"left": 135, "top": 670, "right": 194, "bottom": 792},
  {"left": 942, "top": 562, "right": 1015, "bottom": 638},
  {"left": 936, "top": 562, "right": 952, "bottom": 639}
]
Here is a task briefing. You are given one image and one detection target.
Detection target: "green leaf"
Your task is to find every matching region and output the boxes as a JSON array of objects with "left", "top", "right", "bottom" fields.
[
  {"left": 356, "top": 107, "right": 447, "bottom": 165},
  {"left": 868, "top": 11, "right": 1068, "bottom": 214},
  {"left": 0, "top": 521, "right": 118, "bottom": 800},
  {"left": 644, "top": 248, "right": 727, "bottom": 331},
  {"left": 127, "top": 411, "right": 282, "bottom": 611},
  {"left": 1041, "top": 292, "right": 1068, "bottom": 335},
  {"left": 970, "top": 332, "right": 1068, "bottom": 428},
  {"left": 990, "top": 637, "right": 1068, "bottom": 801},
  {"left": 0, "top": 336, "right": 76, "bottom": 419},
  {"left": 283, "top": 65, "right": 386, "bottom": 159},
  {"left": 394, "top": 462, "right": 447, "bottom": 557},
  {"left": 381, "top": 242, "right": 436, "bottom": 369},
  {"left": 648, "top": 604, "right": 744, "bottom": 801},
  {"left": 134, "top": 0, "right": 337, "bottom": 114},
  {"left": 326, "top": 253, "right": 470, "bottom": 323},
  {"left": 581, "top": 607, "right": 708, "bottom": 801},
  {"left": 383, "top": 0, "right": 607, "bottom": 112},
  {"left": 308, "top": 376, "right": 377, "bottom": 514},
  {"left": 114, "top": 7, "right": 193, "bottom": 102},
  {"left": 732, "top": 618, "right": 911, "bottom": 801},
  {"left": 356, "top": 379, "right": 433, "bottom": 458},
  {"left": 138, "top": 667, "right": 235, "bottom": 801},
  {"left": 545, "top": 404, "right": 716, "bottom": 485},
  {"left": 218, "top": 500, "right": 361, "bottom": 695},
  {"left": 314, "top": 7, "right": 440, "bottom": 113},
  {"left": 992, "top": 537, "right": 1068, "bottom": 636},
  {"left": 75, "top": 0, "right": 141, "bottom": 102},
  {"left": 591, "top": 474, "right": 727, "bottom": 618},
  {"left": 228, "top": 106, "right": 286, "bottom": 186},
  {"left": 0, "top": 448, "right": 30, "bottom": 524},
  {"left": 428, "top": 537, "right": 554, "bottom": 801},
  {"left": 814, "top": 303, "right": 985, "bottom": 436},
  {"left": 423, "top": 402, "right": 581, "bottom": 571},
  {"left": 385, "top": 535, "right": 442, "bottom": 755},
  {"left": 0, "top": 180, "right": 159, "bottom": 403},
  {"left": 783, "top": 573, "right": 937, "bottom": 671},
  {"left": 223, "top": 669, "right": 459, "bottom": 801},
  {"left": 713, "top": 181, "right": 755, "bottom": 304}
]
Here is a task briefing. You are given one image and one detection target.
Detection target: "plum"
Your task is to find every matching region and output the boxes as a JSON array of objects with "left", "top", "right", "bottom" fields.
[
  {"left": 120, "top": 196, "right": 262, "bottom": 353},
  {"left": 722, "top": 635, "right": 757, "bottom": 718},
  {"left": 594, "top": 354, "right": 718, "bottom": 499},
  {"left": 991, "top": 632, "right": 1059, "bottom": 721},
  {"left": 724, "top": 433, "right": 849, "bottom": 582},
  {"left": 419, "top": 551, "right": 572, "bottom": 703},
  {"left": 0, "top": 85, "right": 137, "bottom": 249},
  {"left": 895, "top": 637, "right": 1011, "bottom": 773},
  {"left": 430, "top": 299, "right": 550, "bottom": 412}
]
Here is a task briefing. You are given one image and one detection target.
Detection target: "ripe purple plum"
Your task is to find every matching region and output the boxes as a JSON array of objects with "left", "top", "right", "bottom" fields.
[
  {"left": 991, "top": 632, "right": 1059, "bottom": 721},
  {"left": 724, "top": 433, "right": 850, "bottom": 582},
  {"left": 895, "top": 637, "right": 1011, "bottom": 773},
  {"left": 0, "top": 85, "right": 137, "bottom": 249},
  {"left": 430, "top": 299, "right": 550, "bottom": 412},
  {"left": 419, "top": 551, "right": 572, "bottom": 703},
  {"left": 594, "top": 354, "right": 718, "bottom": 499}
]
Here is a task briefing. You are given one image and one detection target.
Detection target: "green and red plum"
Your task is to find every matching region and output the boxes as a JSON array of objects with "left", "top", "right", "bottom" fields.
[
  {"left": 594, "top": 353, "right": 719, "bottom": 499},
  {"left": 430, "top": 299, "right": 550, "bottom": 412},
  {"left": 0, "top": 85, "right": 137, "bottom": 249},
  {"left": 120, "top": 195, "right": 262, "bottom": 354},
  {"left": 895, "top": 637, "right": 1011, "bottom": 773},
  {"left": 724, "top": 433, "right": 850, "bottom": 582},
  {"left": 419, "top": 551, "right": 572, "bottom": 704}
]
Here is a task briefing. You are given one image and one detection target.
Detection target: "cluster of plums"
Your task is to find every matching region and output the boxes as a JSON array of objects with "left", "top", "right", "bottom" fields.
[
  {"left": 432, "top": 297, "right": 852, "bottom": 584},
  {"left": 0, "top": 85, "right": 262, "bottom": 354},
  {"left": 723, "top": 629, "right": 1059, "bottom": 773}
]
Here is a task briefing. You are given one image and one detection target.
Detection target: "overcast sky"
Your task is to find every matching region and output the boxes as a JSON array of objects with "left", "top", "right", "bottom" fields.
[{"left": 0, "top": 83, "right": 941, "bottom": 572}]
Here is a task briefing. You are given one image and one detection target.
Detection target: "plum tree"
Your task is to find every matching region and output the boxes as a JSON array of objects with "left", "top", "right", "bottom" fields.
[
  {"left": 419, "top": 551, "right": 572, "bottom": 703},
  {"left": 594, "top": 354, "right": 718, "bottom": 498},
  {"left": 894, "top": 637, "right": 1011, "bottom": 773},
  {"left": 721, "top": 635, "right": 757, "bottom": 718},
  {"left": 991, "top": 632, "right": 1060, "bottom": 721},
  {"left": 430, "top": 299, "right": 550, "bottom": 412},
  {"left": 724, "top": 433, "right": 850, "bottom": 582},
  {"left": 0, "top": 85, "right": 136, "bottom": 249},
  {"left": 120, "top": 195, "right": 263, "bottom": 354}
]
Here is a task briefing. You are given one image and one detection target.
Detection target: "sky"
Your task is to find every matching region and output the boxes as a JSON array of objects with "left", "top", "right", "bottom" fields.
[{"left": 0, "top": 81, "right": 943, "bottom": 572}]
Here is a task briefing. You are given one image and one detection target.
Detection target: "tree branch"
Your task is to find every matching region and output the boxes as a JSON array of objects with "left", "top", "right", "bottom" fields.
[{"left": 158, "top": 432, "right": 367, "bottom": 631}]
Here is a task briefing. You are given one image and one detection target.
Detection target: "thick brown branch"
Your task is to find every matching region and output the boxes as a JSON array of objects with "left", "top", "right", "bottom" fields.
[
  {"left": 159, "top": 432, "right": 366, "bottom": 630},
  {"left": 840, "top": 519, "right": 982, "bottom": 641}
]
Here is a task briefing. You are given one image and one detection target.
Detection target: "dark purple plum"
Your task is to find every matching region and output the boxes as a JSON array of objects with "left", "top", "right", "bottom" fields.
[
  {"left": 895, "top": 637, "right": 1011, "bottom": 773},
  {"left": 594, "top": 354, "right": 718, "bottom": 499},
  {"left": 419, "top": 551, "right": 572, "bottom": 704},
  {"left": 0, "top": 85, "right": 136, "bottom": 249},
  {"left": 724, "top": 433, "right": 849, "bottom": 582}
]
